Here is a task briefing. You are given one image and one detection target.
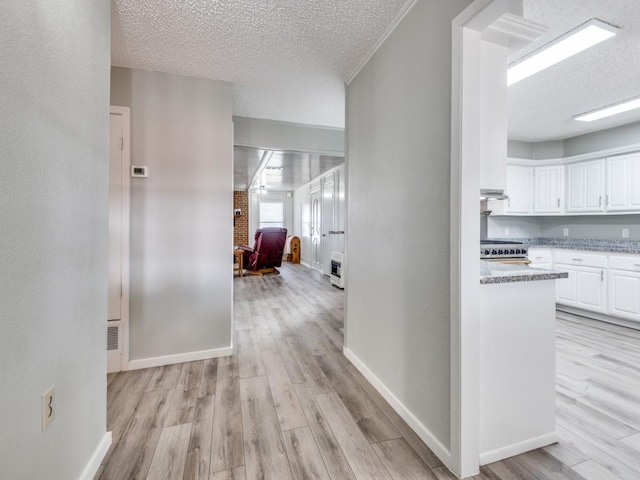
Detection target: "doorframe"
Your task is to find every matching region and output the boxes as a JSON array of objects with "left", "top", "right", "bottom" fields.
[{"left": 109, "top": 105, "right": 131, "bottom": 371}]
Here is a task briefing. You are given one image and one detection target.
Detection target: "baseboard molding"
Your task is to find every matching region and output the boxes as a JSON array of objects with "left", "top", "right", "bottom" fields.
[
  {"left": 480, "top": 431, "right": 559, "bottom": 466},
  {"left": 127, "top": 346, "right": 233, "bottom": 370},
  {"left": 343, "top": 348, "right": 453, "bottom": 471},
  {"left": 556, "top": 306, "right": 640, "bottom": 331},
  {"left": 78, "top": 432, "right": 111, "bottom": 480}
]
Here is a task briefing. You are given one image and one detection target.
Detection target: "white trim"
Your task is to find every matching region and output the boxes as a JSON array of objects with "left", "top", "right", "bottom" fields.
[
  {"left": 343, "top": 348, "right": 453, "bottom": 468},
  {"left": 109, "top": 105, "right": 131, "bottom": 372},
  {"left": 346, "top": 0, "right": 419, "bottom": 84},
  {"left": 78, "top": 432, "right": 112, "bottom": 480},
  {"left": 509, "top": 143, "right": 640, "bottom": 165},
  {"left": 127, "top": 346, "right": 233, "bottom": 370},
  {"left": 480, "top": 432, "right": 559, "bottom": 466}
]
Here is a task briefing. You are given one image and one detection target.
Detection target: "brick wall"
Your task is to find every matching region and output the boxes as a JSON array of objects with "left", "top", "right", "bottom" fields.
[{"left": 234, "top": 190, "right": 249, "bottom": 246}]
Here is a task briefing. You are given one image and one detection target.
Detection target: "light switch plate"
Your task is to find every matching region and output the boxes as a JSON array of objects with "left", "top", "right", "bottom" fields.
[
  {"left": 563, "top": 228, "right": 569, "bottom": 237},
  {"left": 131, "top": 165, "right": 149, "bottom": 178},
  {"left": 42, "top": 385, "right": 56, "bottom": 431},
  {"left": 623, "top": 228, "right": 630, "bottom": 238}
]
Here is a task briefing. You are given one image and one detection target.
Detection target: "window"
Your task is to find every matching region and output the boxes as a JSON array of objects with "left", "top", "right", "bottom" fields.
[{"left": 259, "top": 201, "right": 284, "bottom": 228}]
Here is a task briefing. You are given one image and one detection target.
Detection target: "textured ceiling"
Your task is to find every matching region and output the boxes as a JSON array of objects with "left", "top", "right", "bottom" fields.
[
  {"left": 111, "top": 0, "right": 411, "bottom": 128},
  {"left": 509, "top": 0, "right": 640, "bottom": 142}
]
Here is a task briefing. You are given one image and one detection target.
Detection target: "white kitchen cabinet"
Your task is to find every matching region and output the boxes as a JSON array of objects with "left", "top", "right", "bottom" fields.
[
  {"left": 528, "top": 248, "right": 552, "bottom": 270},
  {"left": 554, "top": 250, "right": 607, "bottom": 313},
  {"left": 566, "top": 159, "right": 605, "bottom": 213},
  {"left": 505, "top": 165, "right": 533, "bottom": 214},
  {"left": 608, "top": 255, "right": 640, "bottom": 322},
  {"left": 607, "top": 154, "right": 640, "bottom": 211},
  {"left": 533, "top": 166, "right": 563, "bottom": 213}
]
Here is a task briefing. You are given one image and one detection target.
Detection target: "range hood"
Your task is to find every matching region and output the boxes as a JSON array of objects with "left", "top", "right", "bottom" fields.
[{"left": 480, "top": 189, "right": 509, "bottom": 201}]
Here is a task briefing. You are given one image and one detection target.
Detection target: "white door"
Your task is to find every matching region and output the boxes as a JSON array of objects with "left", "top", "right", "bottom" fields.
[
  {"left": 555, "top": 264, "right": 578, "bottom": 306},
  {"left": 584, "top": 160, "right": 605, "bottom": 211},
  {"left": 505, "top": 165, "right": 533, "bottom": 214},
  {"left": 321, "top": 177, "right": 335, "bottom": 276},
  {"left": 533, "top": 166, "right": 562, "bottom": 213},
  {"left": 310, "top": 189, "right": 322, "bottom": 271},
  {"left": 608, "top": 270, "right": 640, "bottom": 321},
  {"left": 109, "top": 114, "right": 123, "bottom": 322},
  {"left": 577, "top": 267, "right": 606, "bottom": 313},
  {"left": 108, "top": 108, "right": 130, "bottom": 373}
]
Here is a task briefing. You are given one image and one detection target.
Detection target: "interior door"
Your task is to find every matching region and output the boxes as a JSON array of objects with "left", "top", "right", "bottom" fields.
[
  {"left": 310, "top": 189, "right": 322, "bottom": 271},
  {"left": 109, "top": 114, "right": 123, "bottom": 321},
  {"left": 321, "top": 177, "right": 335, "bottom": 276}
]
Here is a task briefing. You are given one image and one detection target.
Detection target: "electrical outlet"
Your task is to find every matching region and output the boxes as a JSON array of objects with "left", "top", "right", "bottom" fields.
[
  {"left": 563, "top": 228, "right": 569, "bottom": 237},
  {"left": 504, "top": 227, "right": 510, "bottom": 236},
  {"left": 42, "top": 385, "right": 56, "bottom": 431},
  {"left": 623, "top": 228, "right": 630, "bottom": 238}
]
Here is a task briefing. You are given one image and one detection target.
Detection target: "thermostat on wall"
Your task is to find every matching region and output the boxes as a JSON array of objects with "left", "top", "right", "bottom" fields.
[{"left": 131, "top": 165, "right": 148, "bottom": 178}]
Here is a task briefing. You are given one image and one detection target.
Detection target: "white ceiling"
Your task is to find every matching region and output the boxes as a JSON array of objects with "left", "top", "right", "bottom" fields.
[
  {"left": 111, "top": 0, "right": 411, "bottom": 129},
  {"left": 510, "top": 0, "right": 640, "bottom": 142}
]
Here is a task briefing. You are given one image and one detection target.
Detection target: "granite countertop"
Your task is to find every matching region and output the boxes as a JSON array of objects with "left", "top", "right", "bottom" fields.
[
  {"left": 499, "top": 238, "right": 640, "bottom": 254},
  {"left": 480, "top": 261, "right": 568, "bottom": 285}
]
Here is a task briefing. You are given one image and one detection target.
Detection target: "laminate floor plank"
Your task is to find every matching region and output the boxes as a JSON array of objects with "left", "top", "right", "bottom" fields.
[
  {"left": 100, "top": 388, "right": 174, "bottom": 480},
  {"left": 294, "top": 382, "right": 357, "bottom": 480},
  {"left": 147, "top": 423, "right": 192, "bottom": 480},
  {"left": 372, "top": 438, "right": 437, "bottom": 480},
  {"left": 210, "top": 365, "right": 243, "bottom": 473},
  {"left": 147, "top": 364, "right": 183, "bottom": 392},
  {"left": 315, "top": 392, "right": 391, "bottom": 480},
  {"left": 262, "top": 350, "right": 307, "bottom": 431},
  {"left": 198, "top": 358, "right": 218, "bottom": 398},
  {"left": 183, "top": 395, "right": 215, "bottom": 480},
  {"left": 282, "top": 426, "right": 331, "bottom": 480},
  {"left": 236, "top": 329, "right": 265, "bottom": 379},
  {"left": 511, "top": 449, "right": 586, "bottom": 480},
  {"left": 107, "top": 368, "right": 155, "bottom": 444},
  {"left": 209, "top": 466, "right": 245, "bottom": 480},
  {"left": 484, "top": 458, "right": 538, "bottom": 480},
  {"left": 239, "top": 375, "right": 293, "bottom": 480},
  {"left": 571, "top": 459, "right": 625, "bottom": 480}
]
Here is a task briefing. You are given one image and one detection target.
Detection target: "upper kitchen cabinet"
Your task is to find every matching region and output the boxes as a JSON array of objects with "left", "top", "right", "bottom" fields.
[
  {"left": 607, "top": 153, "right": 640, "bottom": 211},
  {"left": 533, "top": 165, "right": 563, "bottom": 214},
  {"left": 504, "top": 164, "right": 533, "bottom": 214},
  {"left": 566, "top": 159, "right": 605, "bottom": 213}
]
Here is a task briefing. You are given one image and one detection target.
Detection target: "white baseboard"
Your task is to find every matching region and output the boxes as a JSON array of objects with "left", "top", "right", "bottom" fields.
[
  {"left": 78, "top": 432, "right": 112, "bottom": 480},
  {"left": 127, "top": 346, "right": 233, "bottom": 370},
  {"left": 480, "top": 431, "right": 559, "bottom": 466},
  {"left": 343, "top": 348, "right": 453, "bottom": 471},
  {"left": 557, "top": 306, "right": 640, "bottom": 331}
]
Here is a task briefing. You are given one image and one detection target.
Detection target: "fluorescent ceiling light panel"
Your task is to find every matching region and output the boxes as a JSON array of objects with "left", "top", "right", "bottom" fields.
[
  {"left": 508, "top": 19, "right": 617, "bottom": 86},
  {"left": 575, "top": 97, "right": 640, "bottom": 122}
]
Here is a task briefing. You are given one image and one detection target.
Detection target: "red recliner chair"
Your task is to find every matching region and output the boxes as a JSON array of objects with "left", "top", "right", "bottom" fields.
[{"left": 239, "top": 227, "right": 288, "bottom": 276}]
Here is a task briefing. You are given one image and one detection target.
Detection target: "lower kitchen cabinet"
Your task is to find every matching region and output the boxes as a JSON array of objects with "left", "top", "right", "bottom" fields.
[
  {"left": 554, "top": 250, "right": 607, "bottom": 314},
  {"left": 607, "top": 255, "right": 640, "bottom": 322}
]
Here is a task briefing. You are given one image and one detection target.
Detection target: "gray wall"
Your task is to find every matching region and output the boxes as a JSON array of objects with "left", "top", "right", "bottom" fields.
[
  {"left": 509, "top": 120, "right": 640, "bottom": 159},
  {"left": 539, "top": 215, "right": 640, "bottom": 240},
  {"left": 345, "top": 0, "right": 471, "bottom": 450},
  {"left": 111, "top": 67, "right": 233, "bottom": 362},
  {"left": 0, "top": 2, "right": 110, "bottom": 479},
  {"left": 233, "top": 116, "right": 345, "bottom": 156}
]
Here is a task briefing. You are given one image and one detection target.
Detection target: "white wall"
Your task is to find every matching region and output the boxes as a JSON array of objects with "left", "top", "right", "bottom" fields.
[
  {"left": 0, "top": 2, "right": 110, "bottom": 479},
  {"left": 345, "top": 0, "right": 471, "bottom": 452},
  {"left": 110, "top": 67, "right": 233, "bottom": 363}
]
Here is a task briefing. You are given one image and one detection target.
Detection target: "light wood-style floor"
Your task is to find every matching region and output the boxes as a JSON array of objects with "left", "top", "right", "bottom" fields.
[{"left": 97, "top": 264, "right": 640, "bottom": 480}]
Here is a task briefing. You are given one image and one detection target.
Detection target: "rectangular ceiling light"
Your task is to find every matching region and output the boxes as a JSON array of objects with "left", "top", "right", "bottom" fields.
[
  {"left": 508, "top": 19, "right": 618, "bottom": 86},
  {"left": 574, "top": 97, "right": 640, "bottom": 122}
]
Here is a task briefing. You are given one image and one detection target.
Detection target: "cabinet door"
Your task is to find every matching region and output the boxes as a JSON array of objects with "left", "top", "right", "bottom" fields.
[
  {"left": 533, "top": 166, "right": 563, "bottom": 213},
  {"left": 577, "top": 266, "right": 606, "bottom": 313},
  {"left": 566, "top": 160, "right": 605, "bottom": 212},
  {"left": 505, "top": 165, "right": 533, "bottom": 214},
  {"left": 607, "top": 154, "right": 640, "bottom": 211},
  {"left": 555, "top": 264, "right": 578, "bottom": 306},
  {"left": 608, "top": 269, "right": 640, "bottom": 321}
]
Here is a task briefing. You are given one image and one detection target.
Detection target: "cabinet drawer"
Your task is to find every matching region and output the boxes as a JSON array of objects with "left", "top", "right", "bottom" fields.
[
  {"left": 528, "top": 248, "right": 552, "bottom": 264},
  {"left": 609, "top": 255, "right": 640, "bottom": 272},
  {"left": 554, "top": 250, "right": 607, "bottom": 268}
]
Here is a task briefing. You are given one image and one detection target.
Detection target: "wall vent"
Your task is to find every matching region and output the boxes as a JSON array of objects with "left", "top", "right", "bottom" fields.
[{"left": 107, "top": 324, "right": 121, "bottom": 352}]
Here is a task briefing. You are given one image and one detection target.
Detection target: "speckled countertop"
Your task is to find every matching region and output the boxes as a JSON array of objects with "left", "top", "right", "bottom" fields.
[
  {"left": 499, "top": 238, "right": 640, "bottom": 254},
  {"left": 480, "top": 261, "right": 568, "bottom": 285}
]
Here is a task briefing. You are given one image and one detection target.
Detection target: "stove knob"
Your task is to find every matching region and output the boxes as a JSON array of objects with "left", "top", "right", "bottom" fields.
[
  {"left": 484, "top": 249, "right": 490, "bottom": 256},
  {"left": 491, "top": 249, "right": 497, "bottom": 255},
  {"left": 510, "top": 249, "right": 515, "bottom": 255},
  {"left": 515, "top": 249, "right": 521, "bottom": 255},
  {"left": 498, "top": 249, "right": 504, "bottom": 255}
]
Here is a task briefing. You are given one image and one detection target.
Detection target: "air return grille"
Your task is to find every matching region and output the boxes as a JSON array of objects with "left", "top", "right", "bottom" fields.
[{"left": 107, "top": 325, "right": 120, "bottom": 351}]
